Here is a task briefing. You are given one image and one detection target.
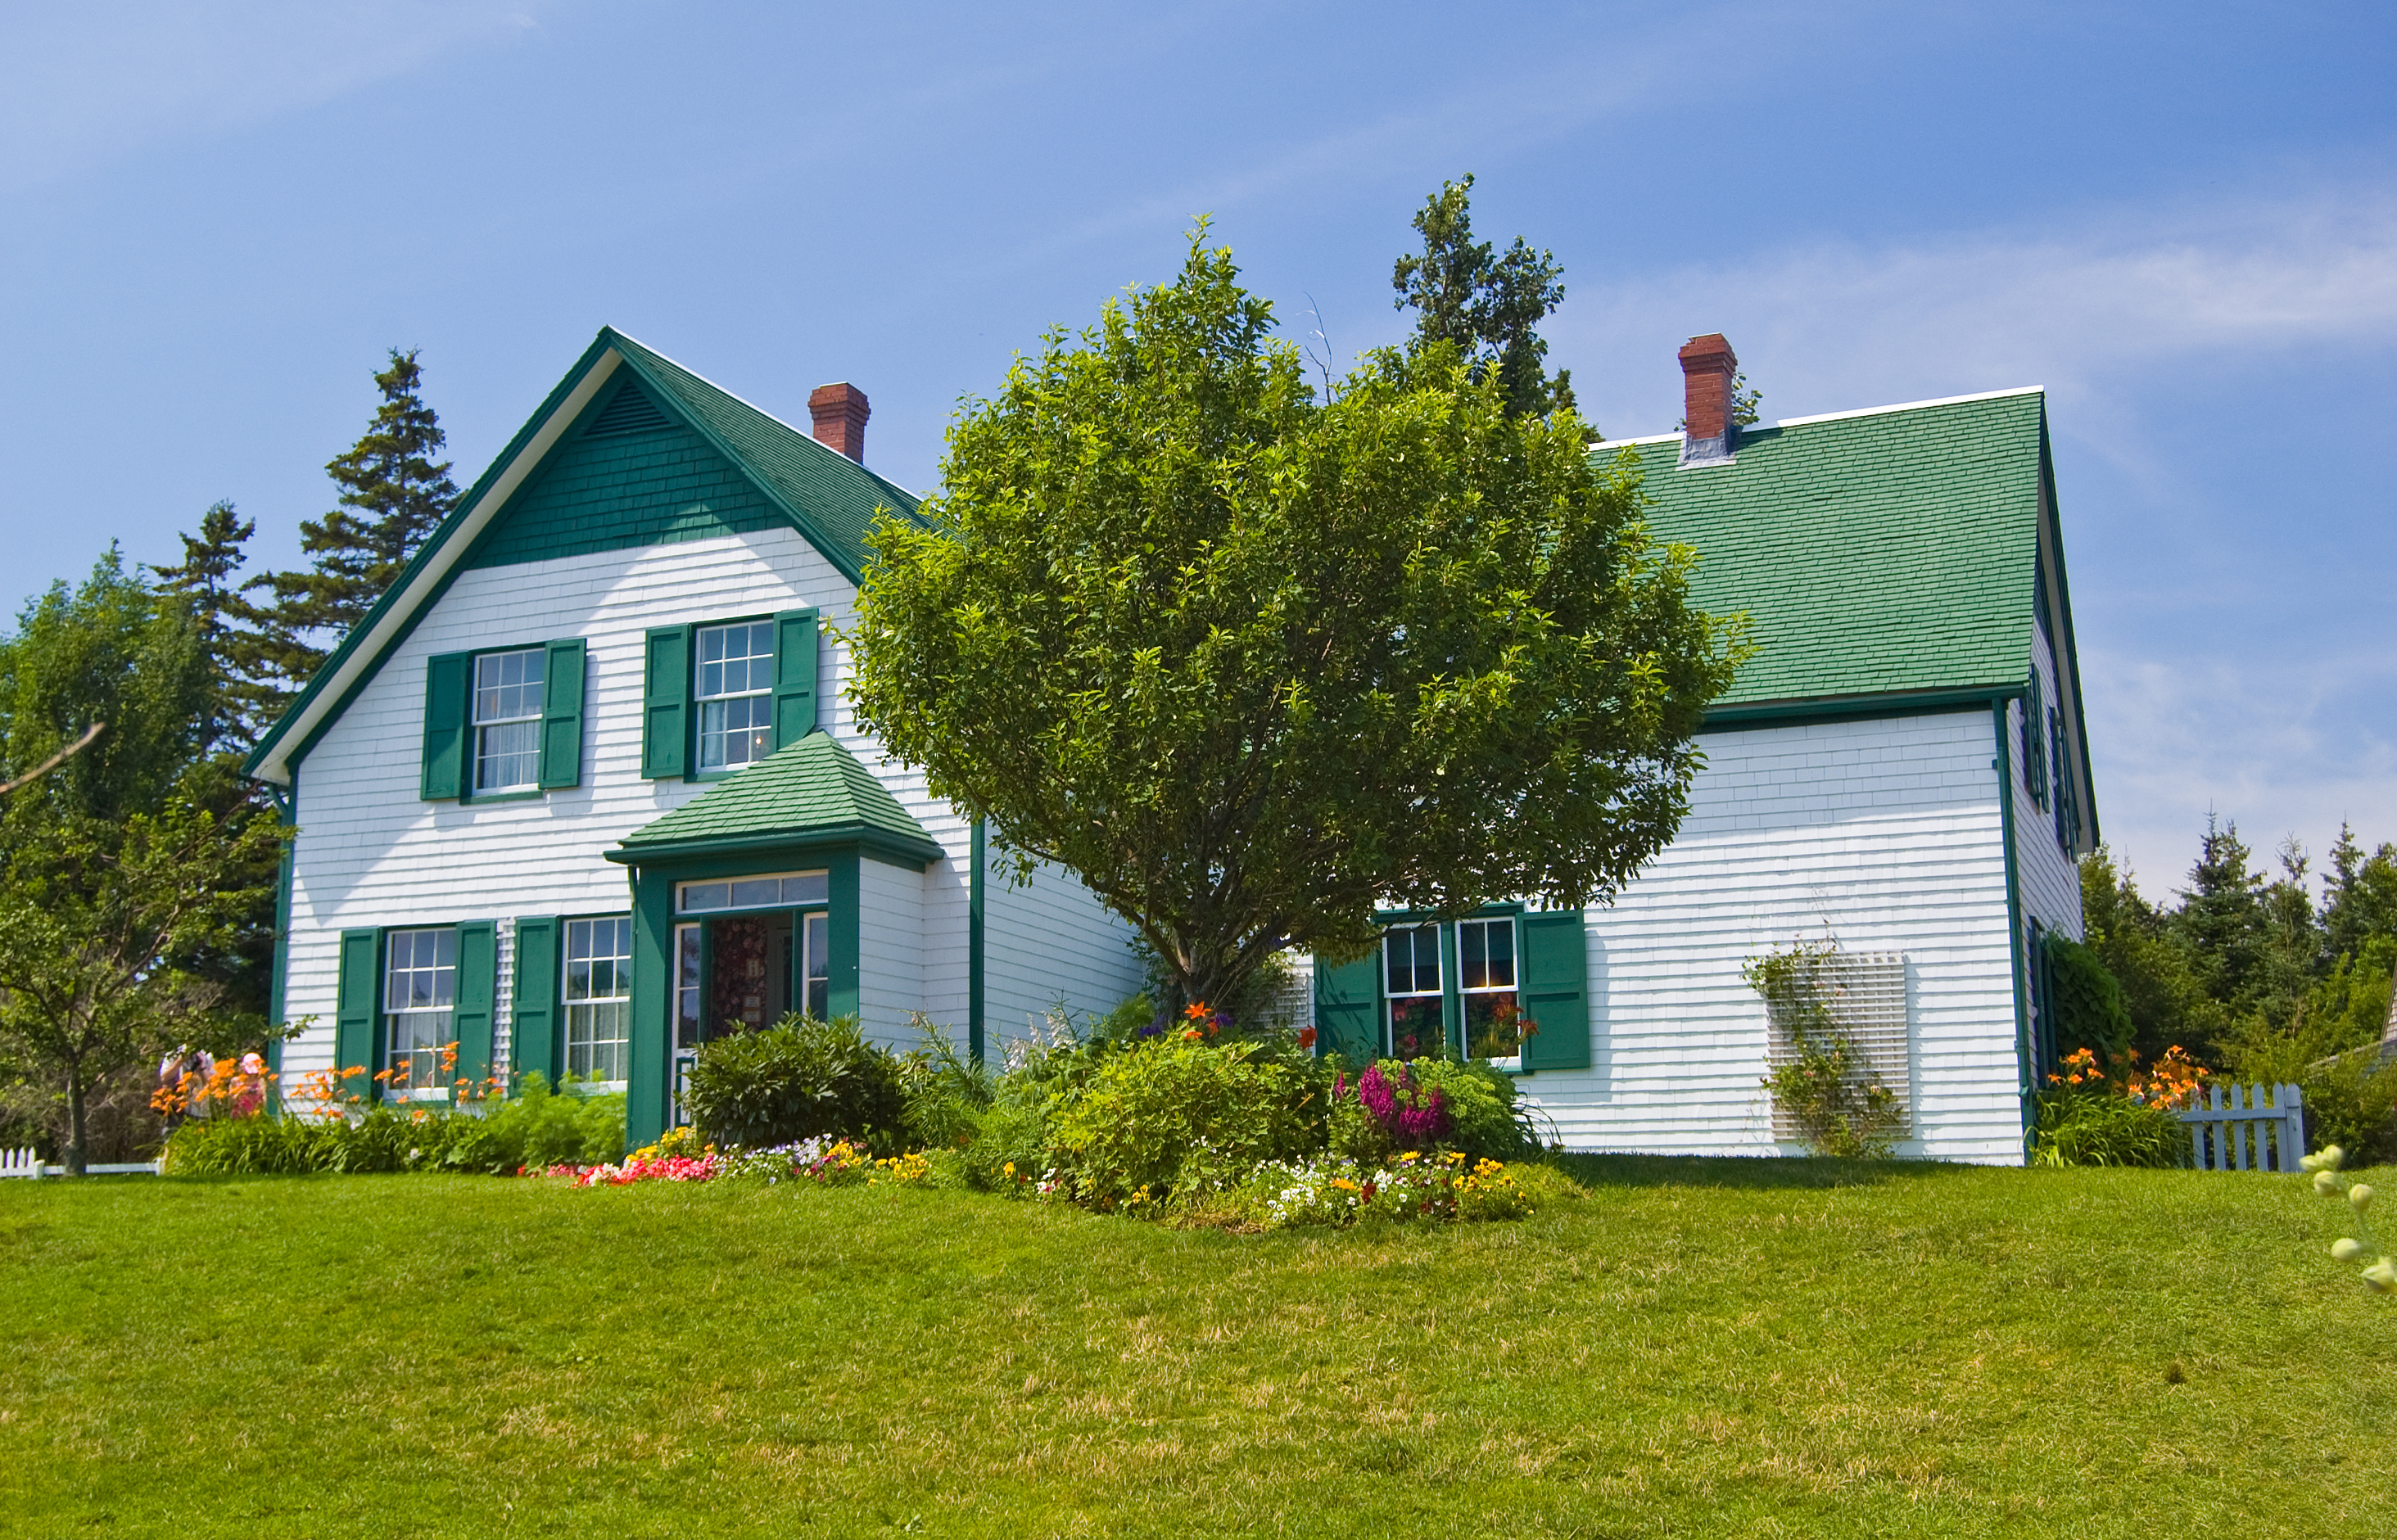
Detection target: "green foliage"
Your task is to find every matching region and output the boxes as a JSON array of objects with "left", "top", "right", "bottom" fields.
[
  {"left": 2079, "top": 846, "right": 2212, "bottom": 1064},
  {"left": 2324, "top": 823, "right": 2397, "bottom": 963},
  {"left": 1391, "top": 174, "right": 1576, "bottom": 420},
  {"left": 682, "top": 1014, "right": 909, "bottom": 1154},
  {"left": 2043, "top": 932, "right": 2135, "bottom": 1064},
  {"left": 2222, "top": 936, "right": 2397, "bottom": 1163},
  {"left": 1050, "top": 1035, "right": 1326, "bottom": 1208},
  {"left": 147, "top": 501, "right": 284, "bottom": 754},
  {"left": 1327, "top": 1055, "right": 1531, "bottom": 1164},
  {"left": 893, "top": 1014, "right": 993, "bottom": 1153},
  {"left": 161, "top": 1082, "right": 626, "bottom": 1176},
  {"left": 246, "top": 348, "right": 459, "bottom": 692},
  {"left": 849, "top": 224, "right": 1744, "bottom": 1011},
  {"left": 1745, "top": 941, "right": 1906, "bottom": 1159},
  {"left": 2028, "top": 1088, "right": 2186, "bottom": 1167}
]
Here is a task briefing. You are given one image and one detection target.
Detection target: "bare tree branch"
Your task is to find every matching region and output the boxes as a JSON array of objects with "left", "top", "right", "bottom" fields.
[{"left": 0, "top": 722, "right": 104, "bottom": 797}]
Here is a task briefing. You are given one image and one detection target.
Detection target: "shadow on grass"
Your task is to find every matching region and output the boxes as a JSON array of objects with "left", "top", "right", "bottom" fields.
[{"left": 1544, "top": 1149, "right": 1997, "bottom": 1193}]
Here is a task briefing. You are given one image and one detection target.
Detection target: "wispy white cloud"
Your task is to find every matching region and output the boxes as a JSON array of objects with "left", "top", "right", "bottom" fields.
[
  {"left": 1556, "top": 188, "right": 2397, "bottom": 440},
  {"left": 0, "top": 2, "right": 551, "bottom": 192}
]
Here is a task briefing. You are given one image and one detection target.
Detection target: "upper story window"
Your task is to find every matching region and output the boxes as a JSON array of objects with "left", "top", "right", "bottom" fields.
[
  {"left": 695, "top": 621, "right": 776, "bottom": 770},
  {"left": 1384, "top": 924, "right": 1443, "bottom": 1059},
  {"left": 473, "top": 648, "right": 545, "bottom": 793},
  {"left": 385, "top": 928, "right": 457, "bottom": 1094},
  {"left": 1458, "top": 916, "right": 1523, "bottom": 1065}
]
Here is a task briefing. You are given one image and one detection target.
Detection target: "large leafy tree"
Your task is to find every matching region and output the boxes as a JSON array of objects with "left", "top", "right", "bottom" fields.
[
  {"left": 849, "top": 228, "right": 1746, "bottom": 1010},
  {"left": 248, "top": 348, "right": 459, "bottom": 690}
]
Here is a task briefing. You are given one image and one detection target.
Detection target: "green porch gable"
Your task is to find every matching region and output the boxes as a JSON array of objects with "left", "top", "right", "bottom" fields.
[
  {"left": 244, "top": 327, "right": 925, "bottom": 787},
  {"left": 605, "top": 731, "right": 944, "bottom": 869}
]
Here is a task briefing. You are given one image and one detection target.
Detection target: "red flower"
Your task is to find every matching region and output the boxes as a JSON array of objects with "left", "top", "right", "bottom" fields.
[{"left": 1296, "top": 1027, "right": 1318, "bottom": 1050}]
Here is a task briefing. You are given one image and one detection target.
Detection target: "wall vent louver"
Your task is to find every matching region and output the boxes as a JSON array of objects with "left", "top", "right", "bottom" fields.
[{"left": 584, "top": 384, "right": 672, "bottom": 438}]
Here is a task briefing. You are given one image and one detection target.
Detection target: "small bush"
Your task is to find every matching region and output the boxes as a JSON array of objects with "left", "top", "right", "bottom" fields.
[
  {"left": 894, "top": 1014, "right": 993, "bottom": 1153},
  {"left": 1049, "top": 1035, "right": 1327, "bottom": 1207},
  {"left": 2030, "top": 1087, "right": 2185, "bottom": 1167},
  {"left": 1329, "top": 1057, "right": 1529, "bottom": 1164},
  {"left": 684, "top": 1014, "right": 908, "bottom": 1153}
]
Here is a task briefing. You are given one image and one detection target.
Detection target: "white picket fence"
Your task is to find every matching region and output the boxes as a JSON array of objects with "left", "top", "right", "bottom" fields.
[
  {"left": 0, "top": 1148, "right": 160, "bottom": 1178},
  {"left": 2178, "top": 1082, "right": 2305, "bottom": 1172}
]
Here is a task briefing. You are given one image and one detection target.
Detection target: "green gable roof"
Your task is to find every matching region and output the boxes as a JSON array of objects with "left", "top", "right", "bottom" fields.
[
  {"left": 245, "top": 328, "right": 925, "bottom": 785},
  {"left": 607, "top": 732, "right": 944, "bottom": 868},
  {"left": 1618, "top": 388, "right": 2049, "bottom": 712}
]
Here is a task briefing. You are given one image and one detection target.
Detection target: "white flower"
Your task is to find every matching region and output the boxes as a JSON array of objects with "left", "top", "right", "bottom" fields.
[
  {"left": 2363, "top": 1258, "right": 2397, "bottom": 1296},
  {"left": 2331, "top": 1238, "right": 2367, "bottom": 1262},
  {"left": 2314, "top": 1170, "right": 2344, "bottom": 1196},
  {"left": 2349, "top": 1183, "right": 2376, "bottom": 1214}
]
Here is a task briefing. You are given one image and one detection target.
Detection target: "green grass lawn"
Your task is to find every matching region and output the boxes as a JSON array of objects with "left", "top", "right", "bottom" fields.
[{"left": 3, "top": 1158, "right": 2391, "bottom": 1538}]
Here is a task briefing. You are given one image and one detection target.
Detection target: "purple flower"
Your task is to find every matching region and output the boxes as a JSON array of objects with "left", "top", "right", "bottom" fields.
[{"left": 1359, "top": 1064, "right": 1398, "bottom": 1122}]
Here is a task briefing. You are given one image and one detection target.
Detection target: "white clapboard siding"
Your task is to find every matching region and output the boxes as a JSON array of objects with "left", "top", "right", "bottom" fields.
[
  {"left": 1519, "top": 709, "right": 2027, "bottom": 1165},
  {"left": 284, "top": 530, "right": 966, "bottom": 1071},
  {"left": 855, "top": 850, "right": 925, "bottom": 1046},
  {"left": 982, "top": 851, "right": 1146, "bottom": 1047}
]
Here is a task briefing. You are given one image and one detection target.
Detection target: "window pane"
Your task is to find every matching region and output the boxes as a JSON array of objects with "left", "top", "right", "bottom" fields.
[
  {"left": 1388, "top": 996, "right": 1443, "bottom": 1061},
  {"left": 674, "top": 924, "right": 703, "bottom": 1049},
  {"left": 804, "top": 913, "right": 830, "bottom": 1020},
  {"left": 1384, "top": 926, "right": 1439, "bottom": 996},
  {"left": 475, "top": 718, "right": 540, "bottom": 792},
  {"left": 698, "top": 693, "right": 774, "bottom": 770},
  {"left": 1464, "top": 991, "right": 1524, "bottom": 1061},
  {"left": 1459, "top": 918, "right": 1515, "bottom": 991},
  {"left": 386, "top": 928, "right": 456, "bottom": 1011},
  {"left": 729, "top": 878, "right": 781, "bottom": 909},
  {"left": 781, "top": 873, "right": 830, "bottom": 905},
  {"left": 695, "top": 621, "right": 775, "bottom": 701},
  {"left": 678, "top": 883, "right": 728, "bottom": 914},
  {"left": 473, "top": 648, "right": 545, "bottom": 725}
]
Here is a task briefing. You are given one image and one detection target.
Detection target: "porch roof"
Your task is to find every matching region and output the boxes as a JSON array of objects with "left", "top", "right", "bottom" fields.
[{"left": 607, "top": 732, "right": 946, "bottom": 868}]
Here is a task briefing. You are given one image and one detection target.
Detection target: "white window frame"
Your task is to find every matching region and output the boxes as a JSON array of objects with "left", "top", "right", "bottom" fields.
[
  {"left": 563, "top": 916, "right": 633, "bottom": 1087},
  {"left": 1457, "top": 915, "right": 1522, "bottom": 1070},
  {"left": 694, "top": 620, "right": 776, "bottom": 771},
  {"left": 471, "top": 647, "right": 545, "bottom": 793},
  {"left": 1382, "top": 924, "right": 1444, "bottom": 1059},
  {"left": 383, "top": 928, "right": 457, "bottom": 1099},
  {"left": 676, "top": 870, "right": 830, "bottom": 915}
]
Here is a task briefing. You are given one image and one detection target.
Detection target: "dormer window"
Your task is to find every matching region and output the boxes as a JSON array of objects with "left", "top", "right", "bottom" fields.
[
  {"left": 695, "top": 621, "right": 776, "bottom": 770},
  {"left": 473, "top": 648, "right": 545, "bottom": 793}
]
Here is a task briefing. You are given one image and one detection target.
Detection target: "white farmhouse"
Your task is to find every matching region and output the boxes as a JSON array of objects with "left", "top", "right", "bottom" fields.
[{"left": 248, "top": 328, "right": 2096, "bottom": 1162}]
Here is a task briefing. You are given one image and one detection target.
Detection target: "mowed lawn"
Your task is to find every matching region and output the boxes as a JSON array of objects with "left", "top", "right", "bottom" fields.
[{"left": 4, "top": 1159, "right": 2391, "bottom": 1538}]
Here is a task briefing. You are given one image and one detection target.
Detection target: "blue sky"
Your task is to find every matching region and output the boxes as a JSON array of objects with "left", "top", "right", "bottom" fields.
[{"left": 2, "top": 0, "right": 2391, "bottom": 899}]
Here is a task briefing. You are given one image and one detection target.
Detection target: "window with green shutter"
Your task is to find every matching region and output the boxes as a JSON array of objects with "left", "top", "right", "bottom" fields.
[
  {"left": 645, "top": 609, "right": 821, "bottom": 781},
  {"left": 453, "top": 921, "right": 497, "bottom": 1091},
  {"left": 425, "top": 642, "right": 585, "bottom": 800},
  {"left": 2022, "top": 670, "right": 2046, "bottom": 809},
  {"left": 1316, "top": 908, "right": 1590, "bottom": 1074},
  {"left": 1313, "top": 950, "right": 1381, "bottom": 1064}
]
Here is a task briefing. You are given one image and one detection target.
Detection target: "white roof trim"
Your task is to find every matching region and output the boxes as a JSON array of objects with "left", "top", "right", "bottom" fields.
[
  {"left": 252, "top": 349, "right": 624, "bottom": 786},
  {"left": 1598, "top": 385, "right": 2044, "bottom": 450},
  {"left": 1767, "top": 384, "right": 2042, "bottom": 428}
]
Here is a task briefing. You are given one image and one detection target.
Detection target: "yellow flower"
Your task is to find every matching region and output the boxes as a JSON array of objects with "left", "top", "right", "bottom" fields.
[
  {"left": 2349, "top": 1183, "right": 2376, "bottom": 1215},
  {"left": 2331, "top": 1238, "right": 2367, "bottom": 1262}
]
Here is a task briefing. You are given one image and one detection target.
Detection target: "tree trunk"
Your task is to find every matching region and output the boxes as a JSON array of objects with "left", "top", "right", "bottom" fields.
[{"left": 65, "top": 1059, "right": 88, "bottom": 1177}]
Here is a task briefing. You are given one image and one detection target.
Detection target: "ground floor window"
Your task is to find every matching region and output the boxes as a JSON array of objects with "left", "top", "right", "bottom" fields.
[
  {"left": 1384, "top": 924, "right": 1444, "bottom": 1059},
  {"left": 1458, "top": 915, "right": 1523, "bottom": 1065},
  {"left": 384, "top": 928, "right": 456, "bottom": 1093},
  {"left": 564, "top": 916, "right": 632, "bottom": 1082}
]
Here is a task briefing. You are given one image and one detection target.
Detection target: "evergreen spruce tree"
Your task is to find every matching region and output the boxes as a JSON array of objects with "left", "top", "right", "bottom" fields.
[
  {"left": 2171, "top": 815, "right": 2268, "bottom": 1012},
  {"left": 2323, "top": 821, "right": 2397, "bottom": 961},
  {"left": 249, "top": 348, "right": 459, "bottom": 690},
  {"left": 1391, "top": 175, "right": 1579, "bottom": 421},
  {"left": 150, "top": 500, "right": 280, "bottom": 753}
]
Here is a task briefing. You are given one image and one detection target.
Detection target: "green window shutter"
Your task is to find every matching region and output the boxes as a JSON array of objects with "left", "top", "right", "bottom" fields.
[
  {"left": 453, "top": 921, "right": 498, "bottom": 1093},
  {"left": 772, "top": 607, "right": 820, "bottom": 749},
  {"left": 642, "top": 625, "right": 690, "bottom": 779},
  {"left": 1314, "top": 949, "right": 1381, "bottom": 1064},
  {"left": 539, "top": 639, "right": 586, "bottom": 789},
  {"left": 420, "top": 652, "right": 472, "bottom": 800},
  {"left": 512, "top": 916, "right": 561, "bottom": 1086},
  {"left": 335, "top": 928, "right": 381, "bottom": 1082},
  {"left": 1518, "top": 910, "right": 1590, "bottom": 1072}
]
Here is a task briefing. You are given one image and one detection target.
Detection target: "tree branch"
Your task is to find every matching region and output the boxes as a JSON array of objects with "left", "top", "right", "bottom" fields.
[{"left": 0, "top": 722, "right": 104, "bottom": 797}]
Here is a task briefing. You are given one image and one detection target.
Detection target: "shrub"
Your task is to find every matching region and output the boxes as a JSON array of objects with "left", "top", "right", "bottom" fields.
[
  {"left": 2030, "top": 1086, "right": 2186, "bottom": 1167},
  {"left": 2045, "top": 933, "right": 2135, "bottom": 1064},
  {"left": 893, "top": 1014, "right": 993, "bottom": 1153},
  {"left": 160, "top": 1080, "right": 627, "bottom": 1176},
  {"left": 1048, "top": 1035, "right": 1325, "bottom": 1207},
  {"left": 2288, "top": 1047, "right": 2397, "bottom": 1167},
  {"left": 684, "top": 1014, "right": 909, "bottom": 1153},
  {"left": 1328, "top": 1057, "right": 1529, "bottom": 1164}
]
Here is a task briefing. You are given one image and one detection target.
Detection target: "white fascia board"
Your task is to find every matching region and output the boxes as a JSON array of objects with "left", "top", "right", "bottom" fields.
[
  {"left": 1599, "top": 385, "right": 2045, "bottom": 447},
  {"left": 251, "top": 349, "right": 623, "bottom": 785}
]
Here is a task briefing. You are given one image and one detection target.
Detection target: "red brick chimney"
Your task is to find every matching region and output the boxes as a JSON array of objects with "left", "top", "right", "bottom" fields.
[
  {"left": 1677, "top": 333, "right": 1739, "bottom": 465},
  {"left": 808, "top": 382, "right": 870, "bottom": 463}
]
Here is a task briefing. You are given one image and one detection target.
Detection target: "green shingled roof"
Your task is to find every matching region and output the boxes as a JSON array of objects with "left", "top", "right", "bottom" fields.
[
  {"left": 613, "top": 732, "right": 943, "bottom": 865},
  {"left": 607, "top": 332, "right": 925, "bottom": 584},
  {"left": 1617, "top": 390, "right": 2048, "bottom": 710}
]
